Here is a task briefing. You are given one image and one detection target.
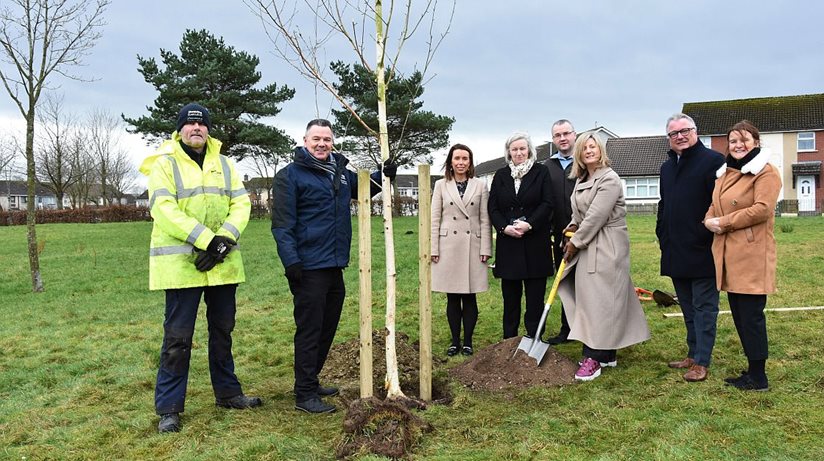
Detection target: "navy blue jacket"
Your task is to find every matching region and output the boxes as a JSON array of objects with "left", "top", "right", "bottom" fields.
[
  {"left": 656, "top": 141, "right": 725, "bottom": 278},
  {"left": 272, "top": 147, "right": 380, "bottom": 271}
]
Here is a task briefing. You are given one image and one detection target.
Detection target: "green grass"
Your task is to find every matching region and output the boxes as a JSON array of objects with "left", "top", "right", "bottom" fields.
[{"left": 1, "top": 215, "right": 823, "bottom": 460}]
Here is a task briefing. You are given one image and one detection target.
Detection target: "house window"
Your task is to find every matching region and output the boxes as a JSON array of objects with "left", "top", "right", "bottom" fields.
[
  {"left": 699, "top": 136, "right": 712, "bottom": 149},
  {"left": 798, "top": 132, "right": 815, "bottom": 151},
  {"left": 624, "top": 177, "right": 660, "bottom": 199}
]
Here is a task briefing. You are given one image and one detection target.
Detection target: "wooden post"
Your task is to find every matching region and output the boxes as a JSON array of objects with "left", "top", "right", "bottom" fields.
[
  {"left": 418, "top": 164, "right": 432, "bottom": 401},
  {"left": 358, "top": 169, "right": 373, "bottom": 398}
]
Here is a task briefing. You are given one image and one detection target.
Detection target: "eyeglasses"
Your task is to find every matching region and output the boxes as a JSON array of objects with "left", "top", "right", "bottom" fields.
[
  {"left": 667, "top": 127, "right": 695, "bottom": 139},
  {"left": 552, "top": 131, "right": 574, "bottom": 139}
]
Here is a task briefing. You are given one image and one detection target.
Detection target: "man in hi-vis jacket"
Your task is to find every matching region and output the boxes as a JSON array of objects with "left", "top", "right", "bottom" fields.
[{"left": 141, "top": 103, "right": 261, "bottom": 433}]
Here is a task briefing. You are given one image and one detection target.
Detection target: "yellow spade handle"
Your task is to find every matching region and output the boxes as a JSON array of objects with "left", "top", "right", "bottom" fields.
[{"left": 545, "top": 231, "right": 575, "bottom": 305}]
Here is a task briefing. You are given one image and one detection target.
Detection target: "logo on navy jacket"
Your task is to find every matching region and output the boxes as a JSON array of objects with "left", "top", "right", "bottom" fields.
[{"left": 340, "top": 174, "right": 348, "bottom": 185}]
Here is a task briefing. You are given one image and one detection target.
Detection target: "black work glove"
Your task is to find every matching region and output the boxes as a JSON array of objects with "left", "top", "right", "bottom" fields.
[
  {"left": 285, "top": 263, "right": 303, "bottom": 286},
  {"left": 207, "top": 236, "right": 236, "bottom": 261},
  {"left": 382, "top": 160, "right": 398, "bottom": 180},
  {"left": 194, "top": 250, "right": 220, "bottom": 272},
  {"left": 563, "top": 240, "right": 579, "bottom": 263}
]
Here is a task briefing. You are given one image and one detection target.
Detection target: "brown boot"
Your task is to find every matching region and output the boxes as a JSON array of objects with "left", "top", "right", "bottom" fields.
[
  {"left": 668, "top": 357, "right": 695, "bottom": 369},
  {"left": 684, "top": 364, "right": 708, "bottom": 382}
]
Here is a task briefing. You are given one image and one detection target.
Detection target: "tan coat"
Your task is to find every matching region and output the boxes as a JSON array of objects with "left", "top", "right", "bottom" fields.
[
  {"left": 558, "top": 168, "right": 650, "bottom": 349},
  {"left": 431, "top": 178, "right": 492, "bottom": 293},
  {"left": 704, "top": 152, "right": 781, "bottom": 294}
]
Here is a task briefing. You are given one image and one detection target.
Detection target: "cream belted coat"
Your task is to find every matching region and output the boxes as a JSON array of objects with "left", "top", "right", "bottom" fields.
[
  {"left": 430, "top": 178, "right": 492, "bottom": 294},
  {"left": 557, "top": 167, "right": 650, "bottom": 349}
]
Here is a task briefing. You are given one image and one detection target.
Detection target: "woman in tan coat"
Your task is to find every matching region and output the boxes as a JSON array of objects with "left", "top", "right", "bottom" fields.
[
  {"left": 704, "top": 120, "right": 781, "bottom": 391},
  {"left": 557, "top": 134, "right": 650, "bottom": 381},
  {"left": 431, "top": 144, "right": 492, "bottom": 356}
]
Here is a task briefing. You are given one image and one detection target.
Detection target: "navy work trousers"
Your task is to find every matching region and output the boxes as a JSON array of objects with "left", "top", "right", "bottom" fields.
[
  {"left": 155, "top": 284, "right": 243, "bottom": 415},
  {"left": 671, "top": 277, "right": 719, "bottom": 367},
  {"left": 290, "top": 268, "right": 345, "bottom": 403}
]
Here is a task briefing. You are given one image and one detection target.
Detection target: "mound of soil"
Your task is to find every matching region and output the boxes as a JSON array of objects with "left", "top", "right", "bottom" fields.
[
  {"left": 320, "top": 330, "right": 451, "bottom": 402},
  {"left": 336, "top": 397, "right": 432, "bottom": 460},
  {"left": 448, "top": 337, "right": 578, "bottom": 391}
]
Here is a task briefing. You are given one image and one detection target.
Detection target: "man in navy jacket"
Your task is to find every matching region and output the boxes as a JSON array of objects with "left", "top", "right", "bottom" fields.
[
  {"left": 656, "top": 113, "right": 725, "bottom": 383},
  {"left": 272, "top": 118, "right": 394, "bottom": 413}
]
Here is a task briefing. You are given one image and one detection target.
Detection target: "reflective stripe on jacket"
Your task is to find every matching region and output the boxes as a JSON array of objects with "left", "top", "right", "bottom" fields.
[{"left": 139, "top": 133, "right": 250, "bottom": 290}]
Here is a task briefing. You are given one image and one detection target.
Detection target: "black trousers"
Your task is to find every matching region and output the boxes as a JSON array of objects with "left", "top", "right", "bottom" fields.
[
  {"left": 446, "top": 293, "right": 478, "bottom": 347},
  {"left": 290, "top": 268, "right": 345, "bottom": 402},
  {"left": 582, "top": 344, "right": 616, "bottom": 364},
  {"left": 552, "top": 239, "right": 571, "bottom": 336},
  {"left": 728, "top": 292, "right": 769, "bottom": 360},
  {"left": 501, "top": 277, "right": 548, "bottom": 339},
  {"left": 155, "top": 284, "right": 242, "bottom": 415}
]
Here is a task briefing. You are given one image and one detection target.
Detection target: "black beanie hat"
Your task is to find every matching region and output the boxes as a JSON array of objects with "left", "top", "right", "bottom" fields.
[{"left": 176, "top": 103, "right": 212, "bottom": 133}]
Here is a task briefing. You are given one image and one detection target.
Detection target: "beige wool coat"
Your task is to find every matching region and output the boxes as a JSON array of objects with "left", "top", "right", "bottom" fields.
[
  {"left": 557, "top": 167, "right": 651, "bottom": 349},
  {"left": 704, "top": 150, "right": 781, "bottom": 294},
  {"left": 430, "top": 178, "right": 492, "bottom": 294}
]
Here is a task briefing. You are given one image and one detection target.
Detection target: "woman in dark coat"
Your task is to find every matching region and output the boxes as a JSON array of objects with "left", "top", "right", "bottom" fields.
[{"left": 488, "top": 131, "right": 554, "bottom": 339}]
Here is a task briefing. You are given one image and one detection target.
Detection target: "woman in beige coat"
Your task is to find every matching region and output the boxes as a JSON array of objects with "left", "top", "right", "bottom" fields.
[
  {"left": 557, "top": 134, "right": 650, "bottom": 381},
  {"left": 704, "top": 120, "right": 781, "bottom": 392},
  {"left": 431, "top": 144, "right": 492, "bottom": 356}
]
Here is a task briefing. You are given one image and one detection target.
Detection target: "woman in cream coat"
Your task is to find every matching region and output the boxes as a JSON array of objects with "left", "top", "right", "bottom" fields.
[
  {"left": 431, "top": 144, "right": 492, "bottom": 356},
  {"left": 557, "top": 133, "right": 650, "bottom": 381},
  {"left": 704, "top": 120, "right": 781, "bottom": 392}
]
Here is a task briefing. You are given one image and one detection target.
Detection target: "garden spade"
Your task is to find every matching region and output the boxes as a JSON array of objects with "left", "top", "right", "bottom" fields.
[{"left": 513, "top": 232, "right": 572, "bottom": 365}]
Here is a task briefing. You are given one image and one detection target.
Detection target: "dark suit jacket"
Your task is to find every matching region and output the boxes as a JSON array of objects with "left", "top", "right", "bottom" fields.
[
  {"left": 488, "top": 163, "right": 554, "bottom": 280},
  {"left": 545, "top": 156, "right": 576, "bottom": 268},
  {"left": 656, "top": 141, "right": 725, "bottom": 278}
]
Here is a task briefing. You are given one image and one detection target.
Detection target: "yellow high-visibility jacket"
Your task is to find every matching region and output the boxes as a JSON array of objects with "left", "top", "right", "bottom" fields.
[{"left": 139, "top": 133, "right": 250, "bottom": 290}]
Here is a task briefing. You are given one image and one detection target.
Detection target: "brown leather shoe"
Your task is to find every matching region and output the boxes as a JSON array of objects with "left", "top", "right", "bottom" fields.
[
  {"left": 668, "top": 357, "right": 695, "bottom": 369},
  {"left": 683, "top": 365, "right": 708, "bottom": 382}
]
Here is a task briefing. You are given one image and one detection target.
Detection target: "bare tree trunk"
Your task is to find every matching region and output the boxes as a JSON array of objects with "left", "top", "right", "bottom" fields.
[
  {"left": 25, "top": 105, "right": 43, "bottom": 292},
  {"left": 375, "top": 0, "right": 405, "bottom": 400}
]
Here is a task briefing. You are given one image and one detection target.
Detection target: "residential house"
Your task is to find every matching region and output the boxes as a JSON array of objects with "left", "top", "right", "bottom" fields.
[
  {"left": 136, "top": 190, "right": 149, "bottom": 208},
  {"left": 607, "top": 136, "right": 670, "bottom": 211},
  {"left": 0, "top": 180, "right": 58, "bottom": 210},
  {"left": 684, "top": 93, "right": 824, "bottom": 215}
]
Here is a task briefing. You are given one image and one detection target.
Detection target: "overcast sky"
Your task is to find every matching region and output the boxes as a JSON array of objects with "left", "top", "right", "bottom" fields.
[{"left": 2, "top": 0, "right": 824, "bottom": 183}]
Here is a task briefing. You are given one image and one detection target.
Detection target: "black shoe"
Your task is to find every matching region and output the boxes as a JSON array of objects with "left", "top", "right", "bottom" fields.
[
  {"left": 461, "top": 346, "right": 474, "bottom": 356},
  {"left": 295, "top": 397, "right": 336, "bottom": 414},
  {"left": 158, "top": 413, "right": 180, "bottom": 433},
  {"left": 730, "top": 374, "right": 769, "bottom": 392},
  {"left": 547, "top": 333, "right": 571, "bottom": 345},
  {"left": 215, "top": 394, "right": 263, "bottom": 409},
  {"left": 724, "top": 370, "right": 749, "bottom": 385},
  {"left": 446, "top": 345, "right": 459, "bottom": 357},
  {"left": 317, "top": 385, "right": 339, "bottom": 397}
]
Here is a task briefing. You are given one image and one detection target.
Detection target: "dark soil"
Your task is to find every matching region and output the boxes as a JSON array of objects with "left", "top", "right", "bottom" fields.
[
  {"left": 448, "top": 337, "right": 578, "bottom": 392},
  {"left": 320, "top": 330, "right": 451, "bottom": 402}
]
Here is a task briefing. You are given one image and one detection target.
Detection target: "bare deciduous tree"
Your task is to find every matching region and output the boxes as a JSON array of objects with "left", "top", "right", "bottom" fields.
[
  {"left": 86, "top": 108, "right": 128, "bottom": 206},
  {"left": 245, "top": 0, "right": 454, "bottom": 400},
  {"left": 0, "top": 0, "right": 110, "bottom": 292},
  {"left": 35, "top": 94, "right": 87, "bottom": 209}
]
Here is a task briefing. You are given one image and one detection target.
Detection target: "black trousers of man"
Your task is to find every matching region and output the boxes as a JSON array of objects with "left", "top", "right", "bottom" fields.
[{"left": 290, "top": 268, "right": 345, "bottom": 403}]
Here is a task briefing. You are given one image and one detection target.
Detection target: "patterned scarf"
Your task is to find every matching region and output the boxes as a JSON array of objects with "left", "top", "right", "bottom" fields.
[
  {"left": 508, "top": 158, "right": 535, "bottom": 193},
  {"left": 304, "top": 148, "right": 338, "bottom": 177}
]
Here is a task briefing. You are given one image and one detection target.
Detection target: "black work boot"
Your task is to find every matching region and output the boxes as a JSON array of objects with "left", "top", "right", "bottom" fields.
[
  {"left": 215, "top": 394, "right": 263, "bottom": 409},
  {"left": 295, "top": 397, "right": 336, "bottom": 414},
  {"left": 158, "top": 413, "right": 180, "bottom": 433},
  {"left": 317, "top": 385, "right": 339, "bottom": 397}
]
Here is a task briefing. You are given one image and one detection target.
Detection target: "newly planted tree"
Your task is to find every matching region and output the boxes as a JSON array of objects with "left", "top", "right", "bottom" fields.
[{"left": 245, "top": 0, "right": 454, "bottom": 401}]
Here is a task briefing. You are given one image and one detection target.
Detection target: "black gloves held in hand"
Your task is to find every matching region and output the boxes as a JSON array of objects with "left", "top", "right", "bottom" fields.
[
  {"left": 195, "top": 250, "right": 219, "bottom": 272},
  {"left": 207, "top": 236, "right": 237, "bottom": 259},
  {"left": 382, "top": 160, "right": 398, "bottom": 180},
  {"left": 194, "top": 236, "right": 237, "bottom": 272},
  {"left": 285, "top": 263, "right": 303, "bottom": 285}
]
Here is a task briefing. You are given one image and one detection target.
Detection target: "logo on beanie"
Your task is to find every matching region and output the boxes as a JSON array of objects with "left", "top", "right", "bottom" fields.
[{"left": 186, "top": 110, "right": 204, "bottom": 122}]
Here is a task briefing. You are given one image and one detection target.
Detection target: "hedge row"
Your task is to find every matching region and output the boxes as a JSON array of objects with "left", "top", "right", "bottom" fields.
[{"left": 0, "top": 206, "right": 152, "bottom": 226}]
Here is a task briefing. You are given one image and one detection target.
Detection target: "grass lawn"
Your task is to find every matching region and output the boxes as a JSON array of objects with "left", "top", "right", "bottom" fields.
[{"left": 1, "top": 215, "right": 823, "bottom": 460}]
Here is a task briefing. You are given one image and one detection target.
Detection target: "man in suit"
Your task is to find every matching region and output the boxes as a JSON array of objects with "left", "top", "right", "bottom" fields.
[
  {"left": 544, "top": 119, "right": 577, "bottom": 344},
  {"left": 657, "top": 113, "right": 725, "bottom": 382}
]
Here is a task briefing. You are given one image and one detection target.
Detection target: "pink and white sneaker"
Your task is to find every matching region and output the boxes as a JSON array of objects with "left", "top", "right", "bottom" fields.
[{"left": 575, "top": 357, "right": 602, "bottom": 381}]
